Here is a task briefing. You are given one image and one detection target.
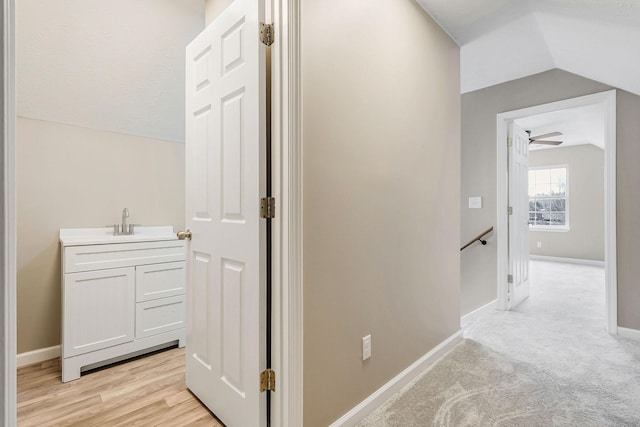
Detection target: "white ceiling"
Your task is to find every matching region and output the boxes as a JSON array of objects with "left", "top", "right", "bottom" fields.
[
  {"left": 417, "top": 0, "right": 640, "bottom": 95},
  {"left": 18, "top": 1, "right": 204, "bottom": 143},
  {"left": 514, "top": 103, "right": 605, "bottom": 151}
]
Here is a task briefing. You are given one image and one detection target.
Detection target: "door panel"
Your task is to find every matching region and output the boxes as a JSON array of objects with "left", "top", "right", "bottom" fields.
[
  {"left": 508, "top": 122, "right": 530, "bottom": 308},
  {"left": 220, "top": 258, "right": 245, "bottom": 394},
  {"left": 192, "top": 252, "right": 212, "bottom": 369},
  {"left": 185, "top": 0, "right": 266, "bottom": 425},
  {"left": 221, "top": 88, "right": 246, "bottom": 222}
]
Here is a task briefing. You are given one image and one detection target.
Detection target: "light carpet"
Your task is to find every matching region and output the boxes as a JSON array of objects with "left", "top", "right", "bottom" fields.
[{"left": 358, "top": 261, "right": 640, "bottom": 426}]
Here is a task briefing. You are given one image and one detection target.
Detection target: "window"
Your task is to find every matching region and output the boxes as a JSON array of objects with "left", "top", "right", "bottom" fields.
[{"left": 528, "top": 166, "right": 568, "bottom": 230}]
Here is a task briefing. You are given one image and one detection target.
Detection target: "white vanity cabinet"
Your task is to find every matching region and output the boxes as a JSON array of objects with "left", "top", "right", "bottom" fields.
[{"left": 60, "top": 227, "right": 186, "bottom": 382}]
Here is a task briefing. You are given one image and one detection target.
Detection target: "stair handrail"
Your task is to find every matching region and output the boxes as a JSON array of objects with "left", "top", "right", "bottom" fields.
[{"left": 460, "top": 226, "right": 494, "bottom": 251}]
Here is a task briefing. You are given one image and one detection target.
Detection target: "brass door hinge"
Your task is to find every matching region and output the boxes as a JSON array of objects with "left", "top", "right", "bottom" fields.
[
  {"left": 260, "top": 22, "right": 274, "bottom": 46},
  {"left": 260, "top": 197, "right": 275, "bottom": 219},
  {"left": 507, "top": 137, "right": 513, "bottom": 147},
  {"left": 508, "top": 206, "right": 513, "bottom": 215},
  {"left": 260, "top": 369, "right": 276, "bottom": 392},
  {"left": 507, "top": 274, "right": 513, "bottom": 284}
]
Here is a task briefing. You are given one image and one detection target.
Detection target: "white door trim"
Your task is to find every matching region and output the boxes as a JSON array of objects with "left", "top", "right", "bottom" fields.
[
  {"left": 496, "top": 90, "right": 617, "bottom": 334},
  {"left": 2, "top": 0, "right": 17, "bottom": 424},
  {"left": 270, "top": 0, "right": 303, "bottom": 426}
]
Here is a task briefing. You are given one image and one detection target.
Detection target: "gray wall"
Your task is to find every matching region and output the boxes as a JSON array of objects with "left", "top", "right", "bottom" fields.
[
  {"left": 461, "top": 69, "right": 640, "bottom": 332},
  {"left": 616, "top": 91, "right": 640, "bottom": 329},
  {"left": 529, "top": 145, "right": 604, "bottom": 261},
  {"left": 302, "top": 0, "right": 461, "bottom": 425}
]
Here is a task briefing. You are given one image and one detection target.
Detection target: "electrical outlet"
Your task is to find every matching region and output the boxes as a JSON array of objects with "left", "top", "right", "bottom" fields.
[
  {"left": 362, "top": 335, "right": 371, "bottom": 360},
  {"left": 537, "top": 241, "right": 542, "bottom": 248}
]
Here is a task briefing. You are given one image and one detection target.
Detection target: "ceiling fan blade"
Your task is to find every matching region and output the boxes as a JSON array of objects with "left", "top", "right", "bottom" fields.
[
  {"left": 530, "top": 131, "right": 563, "bottom": 140},
  {"left": 530, "top": 140, "right": 563, "bottom": 146}
]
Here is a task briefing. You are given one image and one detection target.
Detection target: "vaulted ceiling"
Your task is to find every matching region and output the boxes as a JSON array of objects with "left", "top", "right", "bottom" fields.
[{"left": 417, "top": 0, "right": 640, "bottom": 95}]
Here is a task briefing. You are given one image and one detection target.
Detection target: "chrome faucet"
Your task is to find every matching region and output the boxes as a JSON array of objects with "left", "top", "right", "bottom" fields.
[
  {"left": 112, "top": 208, "right": 136, "bottom": 235},
  {"left": 122, "top": 208, "right": 129, "bottom": 233}
]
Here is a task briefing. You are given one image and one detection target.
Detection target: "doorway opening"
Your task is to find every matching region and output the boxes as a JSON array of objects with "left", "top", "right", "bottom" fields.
[
  {"left": 496, "top": 90, "right": 617, "bottom": 333},
  {"left": 3, "top": 1, "right": 304, "bottom": 426}
]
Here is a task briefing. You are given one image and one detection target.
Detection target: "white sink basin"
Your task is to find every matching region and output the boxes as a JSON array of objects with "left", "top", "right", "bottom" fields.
[{"left": 60, "top": 226, "right": 177, "bottom": 247}]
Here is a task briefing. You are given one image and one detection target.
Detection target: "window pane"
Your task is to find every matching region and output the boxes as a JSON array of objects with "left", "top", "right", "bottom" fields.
[
  {"left": 550, "top": 168, "right": 566, "bottom": 195},
  {"left": 550, "top": 168, "right": 565, "bottom": 183},
  {"left": 550, "top": 182, "right": 565, "bottom": 195},
  {"left": 550, "top": 199, "right": 565, "bottom": 211},
  {"left": 537, "top": 199, "right": 550, "bottom": 212},
  {"left": 532, "top": 212, "right": 543, "bottom": 225},
  {"left": 535, "top": 169, "right": 550, "bottom": 185},
  {"left": 536, "top": 199, "right": 551, "bottom": 225},
  {"left": 529, "top": 200, "right": 536, "bottom": 211},
  {"left": 550, "top": 212, "right": 566, "bottom": 225},
  {"left": 535, "top": 182, "right": 551, "bottom": 196},
  {"left": 534, "top": 199, "right": 544, "bottom": 212}
]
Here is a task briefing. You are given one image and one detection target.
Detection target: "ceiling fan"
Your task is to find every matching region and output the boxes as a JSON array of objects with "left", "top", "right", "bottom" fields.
[{"left": 526, "top": 130, "right": 563, "bottom": 146}]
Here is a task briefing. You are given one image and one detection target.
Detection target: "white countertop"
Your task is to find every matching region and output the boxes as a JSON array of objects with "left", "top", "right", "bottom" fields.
[{"left": 59, "top": 226, "right": 178, "bottom": 247}]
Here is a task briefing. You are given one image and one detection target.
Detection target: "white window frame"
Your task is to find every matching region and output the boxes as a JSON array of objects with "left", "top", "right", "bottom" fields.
[{"left": 528, "top": 164, "right": 570, "bottom": 232}]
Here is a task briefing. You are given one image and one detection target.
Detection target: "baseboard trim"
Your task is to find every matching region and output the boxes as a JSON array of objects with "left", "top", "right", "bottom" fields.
[
  {"left": 618, "top": 327, "right": 640, "bottom": 341},
  {"left": 17, "top": 345, "right": 61, "bottom": 368},
  {"left": 329, "top": 330, "right": 463, "bottom": 427},
  {"left": 530, "top": 255, "right": 605, "bottom": 267},
  {"left": 461, "top": 299, "right": 497, "bottom": 327}
]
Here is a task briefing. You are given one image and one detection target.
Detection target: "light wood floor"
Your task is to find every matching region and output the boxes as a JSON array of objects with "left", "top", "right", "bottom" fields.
[{"left": 18, "top": 347, "right": 224, "bottom": 427}]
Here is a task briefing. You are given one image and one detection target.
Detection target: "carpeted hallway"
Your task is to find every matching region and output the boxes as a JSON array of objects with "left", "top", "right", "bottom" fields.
[{"left": 359, "top": 260, "right": 640, "bottom": 426}]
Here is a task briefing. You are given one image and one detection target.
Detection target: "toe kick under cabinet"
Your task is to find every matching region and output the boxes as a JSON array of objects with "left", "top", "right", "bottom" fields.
[{"left": 60, "top": 229, "right": 186, "bottom": 382}]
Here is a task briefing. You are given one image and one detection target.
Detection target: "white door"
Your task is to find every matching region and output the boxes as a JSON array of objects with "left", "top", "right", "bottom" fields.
[
  {"left": 508, "top": 122, "right": 530, "bottom": 308},
  {"left": 184, "top": 0, "right": 266, "bottom": 425}
]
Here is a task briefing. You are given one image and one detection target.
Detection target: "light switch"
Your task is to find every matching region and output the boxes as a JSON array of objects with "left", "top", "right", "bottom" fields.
[
  {"left": 469, "top": 196, "right": 482, "bottom": 209},
  {"left": 362, "top": 335, "right": 371, "bottom": 360}
]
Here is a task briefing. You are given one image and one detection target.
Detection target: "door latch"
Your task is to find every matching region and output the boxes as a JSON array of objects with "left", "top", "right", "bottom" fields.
[{"left": 177, "top": 230, "right": 192, "bottom": 240}]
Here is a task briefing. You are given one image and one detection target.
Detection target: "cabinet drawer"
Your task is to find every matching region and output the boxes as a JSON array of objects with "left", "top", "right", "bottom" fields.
[
  {"left": 135, "top": 295, "right": 185, "bottom": 339},
  {"left": 63, "top": 267, "right": 135, "bottom": 357},
  {"left": 64, "top": 240, "right": 185, "bottom": 273},
  {"left": 136, "top": 261, "right": 185, "bottom": 302}
]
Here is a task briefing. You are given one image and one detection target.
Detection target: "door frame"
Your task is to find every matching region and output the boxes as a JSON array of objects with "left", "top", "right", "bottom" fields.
[
  {"left": 496, "top": 90, "right": 617, "bottom": 334},
  {"left": 2, "top": 0, "right": 303, "bottom": 425},
  {"left": 270, "top": 0, "right": 303, "bottom": 425},
  {"left": 3, "top": 0, "right": 17, "bottom": 425}
]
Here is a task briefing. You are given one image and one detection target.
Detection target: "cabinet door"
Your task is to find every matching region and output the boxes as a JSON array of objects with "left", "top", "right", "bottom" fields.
[
  {"left": 63, "top": 267, "right": 135, "bottom": 357},
  {"left": 135, "top": 261, "right": 186, "bottom": 302},
  {"left": 135, "top": 295, "right": 185, "bottom": 339}
]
